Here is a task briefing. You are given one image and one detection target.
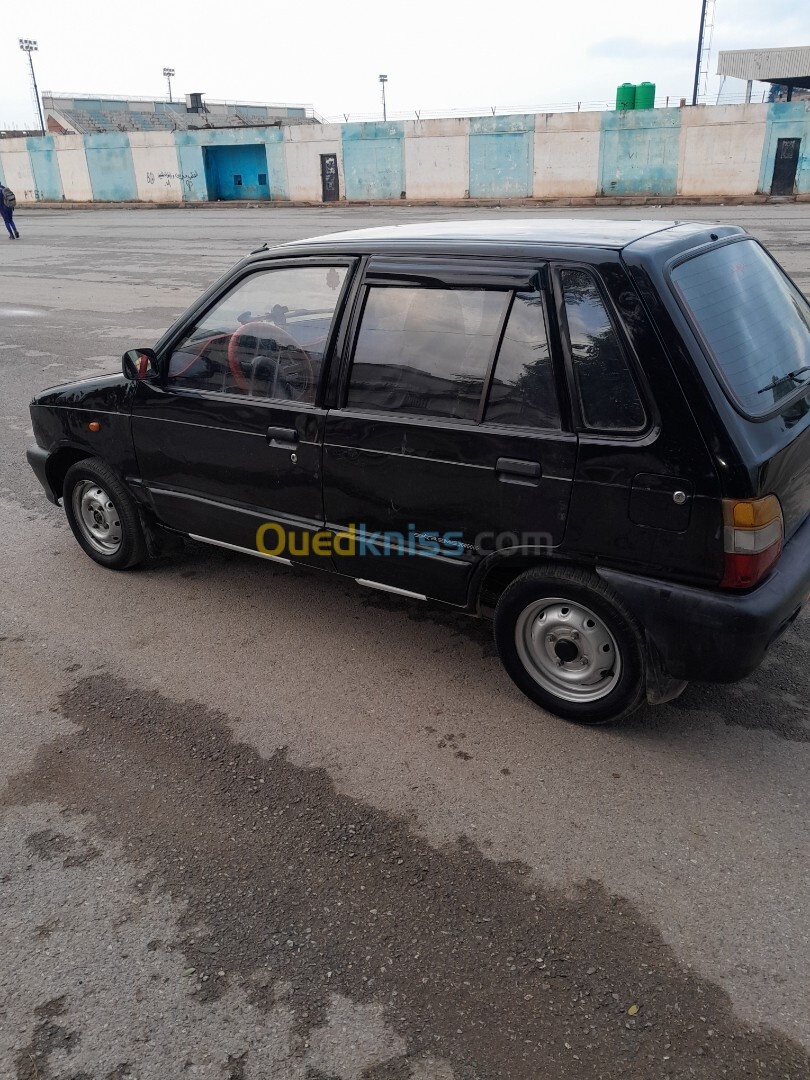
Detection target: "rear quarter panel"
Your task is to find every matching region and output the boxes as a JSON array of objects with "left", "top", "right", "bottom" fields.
[{"left": 559, "top": 254, "right": 725, "bottom": 585}]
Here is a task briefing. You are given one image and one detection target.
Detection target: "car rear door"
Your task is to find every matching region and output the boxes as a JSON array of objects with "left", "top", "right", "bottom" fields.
[
  {"left": 131, "top": 258, "right": 356, "bottom": 567},
  {"left": 322, "top": 256, "right": 578, "bottom": 605}
]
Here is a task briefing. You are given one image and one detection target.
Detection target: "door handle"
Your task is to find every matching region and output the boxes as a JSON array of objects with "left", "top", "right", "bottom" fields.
[
  {"left": 266, "top": 426, "right": 299, "bottom": 447},
  {"left": 496, "top": 457, "right": 542, "bottom": 482}
]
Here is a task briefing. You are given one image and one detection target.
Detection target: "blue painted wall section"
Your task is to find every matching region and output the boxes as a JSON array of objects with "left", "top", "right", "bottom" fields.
[
  {"left": 174, "top": 134, "right": 207, "bottom": 202},
  {"left": 599, "top": 108, "right": 681, "bottom": 197},
  {"left": 758, "top": 101, "right": 810, "bottom": 195},
  {"left": 342, "top": 122, "right": 404, "bottom": 200},
  {"left": 468, "top": 115, "right": 533, "bottom": 198},
  {"left": 27, "top": 136, "right": 64, "bottom": 200},
  {"left": 261, "top": 129, "right": 287, "bottom": 200},
  {"left": 84, "top": 133, "right": 138, "bottom": 201}
]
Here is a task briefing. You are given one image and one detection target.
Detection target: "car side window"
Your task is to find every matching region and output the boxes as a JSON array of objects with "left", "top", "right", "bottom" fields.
[
  {"left": 347, "top": 286, "right": 507, "bottom": 421},
  {"left": 483, "top": 291, "right": 560, "bottom": 429},
  {"left": 560, "top": 268, "right": 645, "bottom": 431},
  {"left": 166, "top": 265, "right": 348, "bottom": 402}
]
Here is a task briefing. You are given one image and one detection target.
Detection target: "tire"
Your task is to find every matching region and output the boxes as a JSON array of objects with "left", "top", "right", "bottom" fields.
[
  {"left": 494, "top": 566, "right": 646, "bottom": 725},
  {"left": 63, "top": 457, "right": 147, "bottom": 570}
]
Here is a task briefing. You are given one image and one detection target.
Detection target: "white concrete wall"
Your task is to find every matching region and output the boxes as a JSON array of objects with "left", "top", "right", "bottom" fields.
[
  {"left": 678, "top": 104, "right": 768, "bottom": 197},
  {"left": 52, "top": 134, "right": 93, "bottom": 200},
  {"left": 2, "top": 103, "right": 803, "bottom": 205},
  {"left": 283, "top": 123, "right": 345, "bottom": 202},
  {"left": 404, "top": 118, "right": 470, "bottom": 199},
  {"left": 533, "top": 112, "right": 601, "bottom": 198},
  {"left": 0, "top": 142, "right": 37, "bottom": 202},
  {"left": 129, "top": 133, "right": 184, "bottom": 203}
]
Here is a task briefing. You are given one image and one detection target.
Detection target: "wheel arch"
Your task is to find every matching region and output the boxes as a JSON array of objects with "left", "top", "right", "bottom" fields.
[
  {"left": 471, "top": 549, "right": 596, "bottom": 617},
  {"left": 46, "top": 445, "right": 94, "bottom": 503}
]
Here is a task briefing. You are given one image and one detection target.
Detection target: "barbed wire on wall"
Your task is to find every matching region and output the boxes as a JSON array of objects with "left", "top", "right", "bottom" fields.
[{"left": 323, "top": 90, "right": 771, "bottom": 125}]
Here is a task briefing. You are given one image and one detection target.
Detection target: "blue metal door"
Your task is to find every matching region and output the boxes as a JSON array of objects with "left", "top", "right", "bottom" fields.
[{"left": 203, "top": 144, "right": 270, "bottom": 200}]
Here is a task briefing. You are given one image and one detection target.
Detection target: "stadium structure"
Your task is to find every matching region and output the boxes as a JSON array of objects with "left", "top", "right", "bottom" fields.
[{"left": 43, "top": 92, "right": 323, "bottom": 134}]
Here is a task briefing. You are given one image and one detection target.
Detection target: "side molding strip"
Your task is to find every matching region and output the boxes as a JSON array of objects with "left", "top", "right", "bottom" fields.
[
  {"left": 189, "top": 534, "right": 292, "bottom": 566},
  {"left": 356, "top": 578, "right": 427, "bottom": 600}
]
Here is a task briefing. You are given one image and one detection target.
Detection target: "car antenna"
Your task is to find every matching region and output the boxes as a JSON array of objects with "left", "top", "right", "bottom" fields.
[{"left": 250, "top": 242, "right": 269, "bottom": 255}]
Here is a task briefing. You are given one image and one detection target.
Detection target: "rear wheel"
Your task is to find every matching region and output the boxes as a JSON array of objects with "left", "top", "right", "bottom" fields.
[
  {"left": 494, "top": 566, "right": 645, "bottom": 725},
  {"left": 63, "top": 458, "right": 147, "bottom": 570}
]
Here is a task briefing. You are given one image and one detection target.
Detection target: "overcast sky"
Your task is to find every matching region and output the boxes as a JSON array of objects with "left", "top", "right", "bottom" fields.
[{"left": 2, "top": 0, "right": 808, "bottom": 127}]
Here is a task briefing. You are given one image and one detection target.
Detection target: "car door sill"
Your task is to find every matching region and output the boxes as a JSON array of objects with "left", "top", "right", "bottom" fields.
[
  {"left": 356, "top": 578, "right": 427, "bottom": 600},
  {"left": 189, "top": 533, "right": 292, "bottom": 566}
]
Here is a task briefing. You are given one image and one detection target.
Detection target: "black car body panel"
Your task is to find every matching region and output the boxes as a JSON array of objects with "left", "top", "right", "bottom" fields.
[
  {"left": 29, "top": 374, "right": 136, "bottom": 502},
  {"left": 27, "top": 219, "right": 810, "bottom": 702},
  {"left": 599, "top": 510, "right": 810, "bottom": 682}
]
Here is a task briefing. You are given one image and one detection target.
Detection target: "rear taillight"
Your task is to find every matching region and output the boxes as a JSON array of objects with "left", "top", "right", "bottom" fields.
[{"left": 721, "top": 495, "right": 783, "bottom": 589}]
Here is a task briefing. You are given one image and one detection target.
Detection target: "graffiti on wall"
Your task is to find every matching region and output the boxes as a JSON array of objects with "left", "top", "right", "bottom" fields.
[{"left": 146, "top": 170, "right": 199, "bottom": 190}]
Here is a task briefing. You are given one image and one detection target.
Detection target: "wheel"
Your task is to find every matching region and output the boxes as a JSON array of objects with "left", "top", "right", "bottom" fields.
[
  {"left": 63, "top": 458, "right": 147, "bottom": 570},
  {"left": 494, "top": 566, "right": 646, "bottom": 725}
]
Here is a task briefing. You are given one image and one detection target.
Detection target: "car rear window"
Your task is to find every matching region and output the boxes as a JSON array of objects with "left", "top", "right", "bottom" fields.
[{"left": 671, "top": 239, "right": 810, "bottom": 417}]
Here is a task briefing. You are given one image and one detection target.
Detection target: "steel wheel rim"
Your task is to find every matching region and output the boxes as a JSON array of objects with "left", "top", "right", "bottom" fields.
[
  {"left": 514, "top": 597, "right": 622, "bottom": 703},
  {"left": 72, "top": 480, "right": 123, "bottom": 555}
]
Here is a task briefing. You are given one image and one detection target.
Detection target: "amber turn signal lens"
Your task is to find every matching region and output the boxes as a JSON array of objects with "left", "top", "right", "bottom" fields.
[
  {"left": 88, "top": 421, "right": 100, "bottom": 432},
  {"left": 722, "top": 495, "right": 781, "bottom": 529}
]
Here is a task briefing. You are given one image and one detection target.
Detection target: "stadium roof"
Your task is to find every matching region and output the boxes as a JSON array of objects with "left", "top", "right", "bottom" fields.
[{"left": 717, "top": 47, "right": 810, "bottom": 90}]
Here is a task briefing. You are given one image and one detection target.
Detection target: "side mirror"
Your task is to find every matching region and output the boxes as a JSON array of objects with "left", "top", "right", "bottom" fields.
[{"left": 122, "top": 348, "right": 158, "bottom": 381}]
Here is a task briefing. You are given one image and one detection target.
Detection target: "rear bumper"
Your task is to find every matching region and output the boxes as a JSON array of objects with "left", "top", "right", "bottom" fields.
[
  {"left": 598, "top": 514, "right": 810, "bottom": 683},
  {"left": 26, "top": 443, "right": 59, "bottom": 504}
]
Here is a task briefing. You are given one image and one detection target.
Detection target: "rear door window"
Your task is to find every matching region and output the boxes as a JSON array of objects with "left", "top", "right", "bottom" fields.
[
  {"left": 670, "top": 238, "right": 810, "bottom": 417},
  {"left": 483, "top": 291, "right": 560, "bottom": 429},
  {"left": 347, "top": 286, "right": 507, "bottom": 421},
  {"left": 560, "top": 269, "right": 646, "bottom": 432}
]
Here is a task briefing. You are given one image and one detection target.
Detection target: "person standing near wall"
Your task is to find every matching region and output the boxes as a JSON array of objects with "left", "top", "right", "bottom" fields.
[{"left": 0, "top": 184, "right": 20, "bottom": 239}]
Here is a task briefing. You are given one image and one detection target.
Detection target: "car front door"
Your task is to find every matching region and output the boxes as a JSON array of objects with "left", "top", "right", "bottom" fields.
[
  {"left": 131, "top": 258, "right": 356, "bottom": 567},
  {"left": 322, "top": 256, "right": 578, "bottom": 604}
]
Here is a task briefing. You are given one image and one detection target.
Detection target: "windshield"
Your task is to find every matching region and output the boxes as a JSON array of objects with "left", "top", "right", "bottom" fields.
[{"left": 671, "top": 238, "right": 810, "bottom": 417}]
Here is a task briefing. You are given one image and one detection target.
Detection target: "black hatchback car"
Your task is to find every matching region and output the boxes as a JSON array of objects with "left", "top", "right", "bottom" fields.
[{"left": 27, "top": 220, "right": 810, "bottom": 724}]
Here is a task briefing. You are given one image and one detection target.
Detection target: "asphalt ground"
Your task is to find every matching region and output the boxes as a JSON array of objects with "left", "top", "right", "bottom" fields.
[{"left": 1, "top": 204, "right": 809, "bottom": 1080}]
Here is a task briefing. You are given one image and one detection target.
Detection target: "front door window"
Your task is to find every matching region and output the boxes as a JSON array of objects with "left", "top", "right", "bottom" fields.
[{"left": 167, "top": 265, "right": 349, "bottom": 403}]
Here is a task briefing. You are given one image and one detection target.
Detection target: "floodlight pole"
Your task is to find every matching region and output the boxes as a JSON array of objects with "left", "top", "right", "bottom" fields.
[
  {"left": 691, "top": 0, "right": 708, "bottom": 107},
  {"left": 379, "top": 74, "right": 388, "bottom": 121},
  {"left": 163, "top": 68, "right": 175, "bottom": 103},
  {"left": 19, "top": 39, "right": 45, "bottom": 135}
]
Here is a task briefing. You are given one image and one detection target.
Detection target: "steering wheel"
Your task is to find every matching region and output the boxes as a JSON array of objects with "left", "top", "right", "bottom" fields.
[{"left": 227, "top": 320, "right": 314, "bottom": 400}]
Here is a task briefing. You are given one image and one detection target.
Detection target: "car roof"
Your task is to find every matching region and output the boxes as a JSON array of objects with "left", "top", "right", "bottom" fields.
[{"left": 283, "top": 218, "right": 690, "bottom": 252}]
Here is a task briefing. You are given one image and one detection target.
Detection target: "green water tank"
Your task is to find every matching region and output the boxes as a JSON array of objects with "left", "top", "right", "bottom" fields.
[
  {"left": 635, "top": 81, "right": 656, "bottom": 110},
  {"left": 616, "top": 83, "right": 636, "bottom": 110}
]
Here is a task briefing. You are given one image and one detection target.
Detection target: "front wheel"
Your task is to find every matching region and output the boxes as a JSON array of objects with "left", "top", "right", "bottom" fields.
[
  {"left": 494, "top": 566, "right": 646, "bottom": 725},
  {"left": 63, "top": 458, "right": 147, "bottom": 570}
]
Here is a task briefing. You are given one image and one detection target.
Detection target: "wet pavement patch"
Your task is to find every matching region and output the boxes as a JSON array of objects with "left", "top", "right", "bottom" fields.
[
  {"left": 14, "top": 997, "right": 77, "bottom": 1080},
  {"left": 4, "top": 674, "right": 809, "bottom": 1079},
  {"left": 25, "top": 827, "right": 101, "bottom": 868}
]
